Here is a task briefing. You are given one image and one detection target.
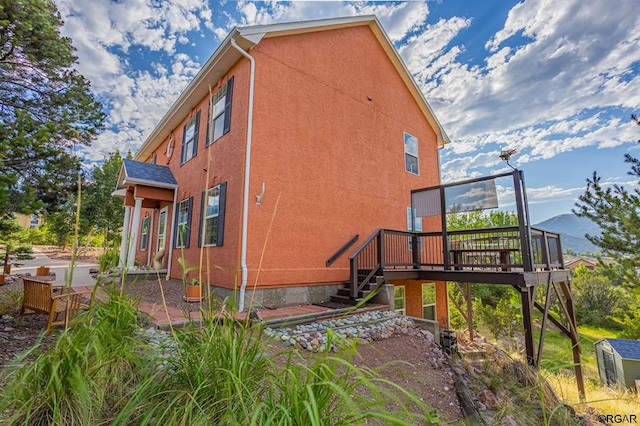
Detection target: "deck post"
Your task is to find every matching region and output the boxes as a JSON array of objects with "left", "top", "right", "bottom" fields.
[
  {"left": 440, "top": 186, "right": 451, "bottom": 270},
  {"left": 350, "top": 257, "right": 358, "bottom": 299},
  {"left": 513, "top": 171, "right": 533, "bottom": 271},
  {"left": 377, "top": 229, "right": 385, "bottom": 269},
  {"left": 520, "top": 286, "right": 536, "bottom": 365},
  {"left": 559, "top": 280, "right": 586, "bottom": 400},
  {"left": 465, "top": 283, "right": 474, "bottom": 342},
  {"left": 412, "top": 233, "right": 420, "bottom": 268}
]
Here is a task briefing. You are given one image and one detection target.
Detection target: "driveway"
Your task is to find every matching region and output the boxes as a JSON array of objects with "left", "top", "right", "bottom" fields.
[{"left": 11, "top": 247, "right": 98, "bottom": 287}]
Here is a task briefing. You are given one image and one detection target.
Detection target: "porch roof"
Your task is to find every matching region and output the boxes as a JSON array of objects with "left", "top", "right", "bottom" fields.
[{"left": 116, "top": 159, "right": 178, "bottom": 190}]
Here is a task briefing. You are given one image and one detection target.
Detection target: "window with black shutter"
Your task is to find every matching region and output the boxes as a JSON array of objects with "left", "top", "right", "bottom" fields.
[
  {"left": 181, "top": 111, "right": 200, "bottom": 164},
  {"left": 198, "top": 182, "right": 226, "bottom": 247},
  {"left": 174, "top": 197, "right": 193, "bottom": 248},
  {"left": 207, "top": 77, "right": 234, "bottom": 146}
]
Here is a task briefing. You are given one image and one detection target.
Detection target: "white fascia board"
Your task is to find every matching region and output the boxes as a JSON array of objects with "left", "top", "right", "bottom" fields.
[
  {"left": 135, "top": 29, "right": 251, "bottom": 161},
  {"left": 111, "top": 188, "right": 127, "bottom": 198},
  {"left": 122, "top": 178, "right": 178, "bottom": 190}
]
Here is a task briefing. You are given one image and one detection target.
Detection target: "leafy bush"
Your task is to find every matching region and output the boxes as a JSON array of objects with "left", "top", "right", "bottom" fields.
[
  {"left": 475, "top": 296, "right": 522, "bottom": 339},
  {"left": 99, "top": 248, "right": 119, "bottom": 272},
  {"left": 620, "top": 313, "right": 640, "bottom": 339},
  {"left": 0, "top": 290, "right": 22, "bottom": 316},
  {"left": 572, "top": 272, "right": 627, "bottom": 326}
]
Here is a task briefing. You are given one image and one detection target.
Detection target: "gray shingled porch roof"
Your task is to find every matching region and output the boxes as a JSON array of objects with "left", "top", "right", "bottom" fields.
[{"left": 116, "top": 159, "right": 178, "bottom": 190}]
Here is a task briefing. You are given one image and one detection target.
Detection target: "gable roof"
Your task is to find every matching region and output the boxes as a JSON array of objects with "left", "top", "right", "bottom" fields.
[
  {"left": 598, "top": 338, "right": 640, "bottom": 360},
  {"left": 135, "top": 15, "right": 450, "bottom": 161},
  {"left": 116, "top": 159, "right": 178, "bottom": 190},
  {"left": 565, "top": 258, "right": 597, "bottom": 267}
]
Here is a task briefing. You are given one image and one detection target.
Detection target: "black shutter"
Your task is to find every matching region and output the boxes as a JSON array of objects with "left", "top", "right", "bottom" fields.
[
  {"left": 173, "top": 203, "right": 180, "bottom": 248},
  {"left": 192, "top": 110, "right": 200, "bottom": 158},
  {"left": 184, "top": 196, "right": 193, "bottom": 248},
  {"left": 205, "top": 99, "right": 211, "bottom": 147},
  {"left": 223, "top": 77, "right": 234, "bottom": 135},
  {"left": 216, "top": 182, "right": 227, "bottom": 246},
  {"left": 180, "top": 121, "right": 188, "bottom": 164},
  {"left": 197, "top": 191, "right": 206, "bottom": 247}
]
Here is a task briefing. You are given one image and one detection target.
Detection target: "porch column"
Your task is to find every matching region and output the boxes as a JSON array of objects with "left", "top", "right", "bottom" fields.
[
  {"left": 127, "top": 197, "right": 143, "bottom": 268},
  {"left": 119, "top": 206, "right": 132, "bottom": 268}
]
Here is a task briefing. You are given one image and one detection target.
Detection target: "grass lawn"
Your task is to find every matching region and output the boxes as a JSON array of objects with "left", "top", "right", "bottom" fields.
[{"left": 533, "top": 322, "right": 640, "bottom": 418}]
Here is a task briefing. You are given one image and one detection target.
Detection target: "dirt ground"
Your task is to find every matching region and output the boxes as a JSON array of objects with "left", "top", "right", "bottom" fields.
[{"left": 36, "top": 245, "right": 103, "bottom": 262}]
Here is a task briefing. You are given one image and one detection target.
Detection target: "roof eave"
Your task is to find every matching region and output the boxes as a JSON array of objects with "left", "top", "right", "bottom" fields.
[
  {"left": 136, "top": 15, "right": 450, "bottom": 160},
  {"left": 135, "top": 29, "right": 255, "bottom": 161},
  {"left": 122, "top": 177, "right": 178, "bottom": 190}
]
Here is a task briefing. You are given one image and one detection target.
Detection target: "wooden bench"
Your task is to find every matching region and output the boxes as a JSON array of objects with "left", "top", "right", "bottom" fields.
[{"left": 20, "top": 278, "right": 92, "bottom": 334}]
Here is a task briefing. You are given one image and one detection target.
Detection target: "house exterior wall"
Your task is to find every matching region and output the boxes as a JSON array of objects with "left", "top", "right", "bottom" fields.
[
  {"left": 134, "top": 61, "right": 250, "bottom": 286},
  {"left": 127, "top": 24, "right": 444, "bottom": 309},
  {"left": 388, "top": 279, "right": 449, "bottom": 329},
  {"left": 244, "top": 25, "right": 441, "bottom": 289}
]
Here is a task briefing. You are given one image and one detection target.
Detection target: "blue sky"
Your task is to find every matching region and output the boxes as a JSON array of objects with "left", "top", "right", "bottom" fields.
[{"left": 54, "top": 0, "right": 640, "bottom": 223}]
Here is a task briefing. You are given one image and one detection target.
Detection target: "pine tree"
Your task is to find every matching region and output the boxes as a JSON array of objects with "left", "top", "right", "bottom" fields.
[
  {"left": 0, "top": 0, "right": 105, "bottom": 217},
  {"left": 573, "top": 115, "right": 640, "bottom": 287}
]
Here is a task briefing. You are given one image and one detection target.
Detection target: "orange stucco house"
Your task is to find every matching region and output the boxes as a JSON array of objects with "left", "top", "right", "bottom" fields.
[{"left": 114, "top": 16, "right": 451, "bottom": 327}]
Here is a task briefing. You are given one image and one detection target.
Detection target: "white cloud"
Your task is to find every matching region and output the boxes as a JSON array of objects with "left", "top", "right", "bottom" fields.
[
  {"left": 52, "top": 0, "right": 640, "bottom": 189},
  {"left": 54, "top": 0, "right": 214, "bottom": 163},
  {"left": 415, "top": 0, "right": 640, "bottom": 187}
]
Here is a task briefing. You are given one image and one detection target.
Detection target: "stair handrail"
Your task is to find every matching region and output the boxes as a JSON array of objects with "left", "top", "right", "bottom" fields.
[
  {"left": 349, "top": 228, "right": 384, "bottom": 299},
  {"left": 326, "top": 234, "right": 359, "bottom": 267}
]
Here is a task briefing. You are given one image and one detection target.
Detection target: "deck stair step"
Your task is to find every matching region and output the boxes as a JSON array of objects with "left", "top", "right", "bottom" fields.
[
  {"left": 263, "top": 310, "right": 416, "bottom": 352},
  {"left": 330, "top": 275, "right": 384, "bottom": 306}
]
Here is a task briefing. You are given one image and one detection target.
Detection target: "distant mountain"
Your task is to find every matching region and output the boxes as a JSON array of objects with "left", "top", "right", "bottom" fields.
[{"left": 533, "top": 214, "right": 602, "bottom": 254}]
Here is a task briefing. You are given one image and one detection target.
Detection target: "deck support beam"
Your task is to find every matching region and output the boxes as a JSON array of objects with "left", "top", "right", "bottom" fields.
[{"left": 520, "top": 285, "right": 536, "bottom": 366}]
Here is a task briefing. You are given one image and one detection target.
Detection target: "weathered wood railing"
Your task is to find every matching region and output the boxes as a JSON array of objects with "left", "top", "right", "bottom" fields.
[{"left": 347, "top": 227, "right": 564, "bottom": 300}]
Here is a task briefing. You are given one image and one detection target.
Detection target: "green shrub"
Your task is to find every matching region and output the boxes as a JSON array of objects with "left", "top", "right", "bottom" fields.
[
  {"left": 0, "top": 287, "right": 156, "bottom": 425},
  {"left": 99, "top": 248, "right": 119, "bottom": 272},
  {"left": 0, "top": 290, "right": 22, "bottom": 316}
]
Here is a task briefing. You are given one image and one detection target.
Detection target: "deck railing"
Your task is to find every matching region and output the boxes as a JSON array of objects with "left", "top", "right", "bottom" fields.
[{"left": 348, "top": 226, "right": 564, "bottom": 298}]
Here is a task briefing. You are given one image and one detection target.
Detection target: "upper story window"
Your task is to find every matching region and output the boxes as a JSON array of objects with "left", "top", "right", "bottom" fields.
[
  {"left": 207, "top": 77, "right": 234, "bottom": 146},
  {"left": 181, "top": 111, "right": 200, "bottom": 165},
  {"left": 404, "top": 132, "right": 419, "bottom": 175}
]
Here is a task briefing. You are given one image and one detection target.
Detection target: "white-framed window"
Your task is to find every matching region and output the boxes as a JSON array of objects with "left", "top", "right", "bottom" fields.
[
  {"left": 207, "top": 77, "right": 234, "bottom": 145},
  {"left": 181, "top": 112, "right": 200, "bottom": 164},
  {"left": 200, "top": 182, "right": 227, "bottom": 247},
  {"left": 140, "top": 216, "right": 150, "bottom": 251},
  {"left": 175, "top": 198, "right": 192, "bottom": 248},
  {"left": 394, "top": 285, "right": 406, "bottom": 315},
  {"left": 421, "top": 283, "right": 436, "bottom": 321},
  {"left": 404, "top": 132, "right": 419, "bottom": 175},
  {"left": 157, "top": 207, "right": 167, "bottom": 252}
]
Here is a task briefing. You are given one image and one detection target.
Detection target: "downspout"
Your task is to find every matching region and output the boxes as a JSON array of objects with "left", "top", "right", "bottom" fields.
[
  {"left": 230, "top": 37, "right": 255, "bottom": 312},
  {"left": 166, "top": 187, "right": 178, "bottom": 279}
]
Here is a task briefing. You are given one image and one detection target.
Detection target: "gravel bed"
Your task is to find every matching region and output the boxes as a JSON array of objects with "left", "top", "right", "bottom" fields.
[{"left": 263, "top": 310, "right": 428, "bottom": 352}]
